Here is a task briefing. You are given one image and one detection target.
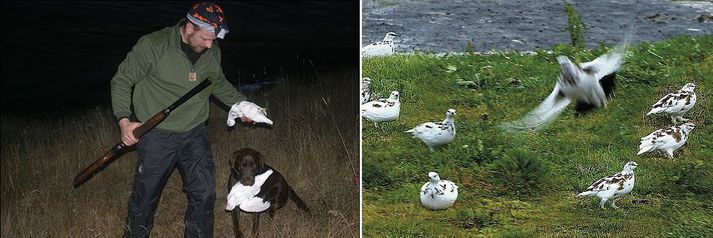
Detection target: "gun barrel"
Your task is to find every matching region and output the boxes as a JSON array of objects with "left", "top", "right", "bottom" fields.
[{"left": 72, "top": 79, "right": 212, "bottom": 188}]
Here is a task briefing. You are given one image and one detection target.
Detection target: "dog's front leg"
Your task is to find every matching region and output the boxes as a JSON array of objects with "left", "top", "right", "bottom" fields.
[
  {"left": 231, "top": 209, "right": 242, "bottom": 238},
  {"left": 252, "top": 213, "right": 261, "bottom": 238}
]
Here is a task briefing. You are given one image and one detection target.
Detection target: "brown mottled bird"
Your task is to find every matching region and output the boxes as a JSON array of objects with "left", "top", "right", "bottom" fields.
[
  {"left": 578, "top": 161, "right": 637, "bottom": 209},
  {"left": 638, "top": 122, "right": 695, "bottom": 158},
  {"left": 646, "top": 83, "right": 697, "bottom": 124}
]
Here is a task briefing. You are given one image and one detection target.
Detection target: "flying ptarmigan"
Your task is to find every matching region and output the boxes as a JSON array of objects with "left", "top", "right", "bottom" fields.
[
  {"left": 503, "top": 49, "right": 624, "bottom": 131},
  {"left": 577, "top": 161, "right": 638, "bottom": 209},
  {"left": 420, "top": 172, "right": 458, "bottom": 210},
  {"left": 362, "top": 32, "right": 397, "bottom": 58},
  {"left": 361, "top": 77, "right": 372, "bottom": 104},
  {"left": 361, "top": 91, "right": 400, "bottom": 126},
  {"left": 406, "top": 109, "right": 456, "bottom": 152},
  {"left": 227, "top": 101, "right": 273, "bottom": 127},
  {"left": 638, "top": 122, "right": 695, "bottom": 158},
  {"left": 645, "top": 83, "right": 697, "bottom": 124}
]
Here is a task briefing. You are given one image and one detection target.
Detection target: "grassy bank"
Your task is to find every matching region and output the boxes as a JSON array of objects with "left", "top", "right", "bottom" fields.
[
  {"left": 362, "top": 35, "right": 712, "bottom": 237},
  {"left": 1, "top": 70, "right": 359, "bottom": 237}
]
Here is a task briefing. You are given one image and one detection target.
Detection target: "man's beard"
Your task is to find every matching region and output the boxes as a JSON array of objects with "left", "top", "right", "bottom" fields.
[{"left": 192, "top": 46, "right": 206, "bottom": 54}]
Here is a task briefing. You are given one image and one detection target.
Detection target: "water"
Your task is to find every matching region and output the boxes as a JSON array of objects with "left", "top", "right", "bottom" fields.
[
  {"left": 363, "top": 0, "right": 712, "bottom": 52},
  {"left": 1, "top": 1, "right": 359, "bottom": 115}
]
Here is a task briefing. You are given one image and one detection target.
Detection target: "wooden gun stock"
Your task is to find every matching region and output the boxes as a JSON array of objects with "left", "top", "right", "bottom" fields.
[{"left": 72, "top": 79, "right": 212, "bottom": 188}]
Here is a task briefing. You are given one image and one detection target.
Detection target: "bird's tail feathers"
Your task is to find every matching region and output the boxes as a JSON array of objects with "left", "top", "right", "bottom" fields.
[
  {"left": 646, "top": 108, "right": 663, "bottom": 116},
  {"left": 577, "top": 191, "right": 594, "bottom": 197},
  {"left": 637, "top": 144, "right": 655, "bottom": 155}
]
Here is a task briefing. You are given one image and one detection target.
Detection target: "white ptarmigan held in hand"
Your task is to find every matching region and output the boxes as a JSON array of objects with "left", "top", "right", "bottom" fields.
[
  {"left": 226, "top": 169, "right": 274, "bottom": 212},
  {"left": 503, "top": 49, "right": 624, "bottom": 131},
  {"left": 577, "top": 161, "right": 637, "bottom": 209},
  {"left": 361, "top": 91, "right": 400, "bottom": 126},
  {"left": 638, "top": 122, "right": 695, "bottom": 158},
  {"left": 362, "top": 32, "right": 397, "bottom": 58},
  {"left": 645, "top": 83, "right": 697, "bottom": 124},
  {"left": 227, "top": 101, "right": 273, "bottom": 127},
  {"left": 406, "top": 109, "right": 456, "bottom": 152},
  {"left": 361, "top": 77, "right": 372, "bottom": 104},
  {"left": 420, "top": 172, "right": 458, "bottom": 210}
]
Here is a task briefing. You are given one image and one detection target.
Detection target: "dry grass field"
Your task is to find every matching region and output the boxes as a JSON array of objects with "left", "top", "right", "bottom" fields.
[{"left": 1, "top": 69, "right": 359, "bottom": 237}]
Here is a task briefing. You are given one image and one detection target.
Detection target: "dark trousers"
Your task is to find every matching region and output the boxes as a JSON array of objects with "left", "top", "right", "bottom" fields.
[{"left": 124, "top": 123, "right": 215, "bottom": 238}]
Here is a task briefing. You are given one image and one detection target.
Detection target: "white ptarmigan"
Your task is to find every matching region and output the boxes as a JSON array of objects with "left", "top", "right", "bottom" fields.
[
  {"left": 361, "top": 91, "right": 400, "bottom": 126},
  {"left": 361, "top": 77, "right": 372, "bottom": 104},
  {"left": 406, "top": 109, "right": 456, "bottom": 152},
  {"left": 645, "top": 83, "right": 697, "bottom": 124},
  {"left": 577, "top": 161, "right": 638, "bottom": 209},
  {"left": 420, "top": 172, "right": 458, "bottom": 210},
  {"left": 362, "top": 32, "right": 397, "bottom": 58},
  {"left": 227, "top": 101, "right": 273, "bottom": 127},
  {"left": 638, "top": 122, "right": 696, "bottom": 158},
  {"left": 226, "top": 169, "right": 274, "bottom": 212},
  {"left": 503, "top": 49, "right": 624, "bottom": 131}
]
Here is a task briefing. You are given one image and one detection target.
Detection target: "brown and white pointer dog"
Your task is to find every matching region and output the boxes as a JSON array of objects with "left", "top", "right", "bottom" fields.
[{"left": 225, "top": 147, "right": 310, "bottom": 238}]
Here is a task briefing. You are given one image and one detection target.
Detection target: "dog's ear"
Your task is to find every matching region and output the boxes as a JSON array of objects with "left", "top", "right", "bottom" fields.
[
  {"left": 229, "top": 168, "right": 240, "bottom": 185},
  {"left": 254, "top": 150, "right": 265, "bottom": 172}
]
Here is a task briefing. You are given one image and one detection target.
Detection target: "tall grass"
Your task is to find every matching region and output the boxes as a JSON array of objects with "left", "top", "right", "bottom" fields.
[
  {"left": 362, "top": 35, "right": 712, "bottom": 237},
  {"left": 563, "top": 0, "right": 586, "bottom": 50},
  {"left": 1, "top": 69, "right": 359, "bottom": 237}
]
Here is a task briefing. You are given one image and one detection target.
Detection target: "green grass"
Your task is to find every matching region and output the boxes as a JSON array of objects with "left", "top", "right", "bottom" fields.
[{"left": 362, "top": 35, "right": 713, "bottom": 237}]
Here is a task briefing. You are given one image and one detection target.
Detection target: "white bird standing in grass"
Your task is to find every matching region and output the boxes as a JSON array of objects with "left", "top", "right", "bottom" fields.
[
  {"left": 638, "top": 122, "right": 695, "bottom": 158},
  {"left": 577, "top": 161, "right": 637, "bottom": 209},
  {"left": 361, "top": 77, "right": 372, "bottom": 104},
  {"left": 361, "top": 91, "right": 400, "bottom": 126},
  {"left": 503, "top": 49, "right": 624, "bottom": 131},
  {"left": 406, "top": 109, "right": 456, "bottom": 152},
  {"left": 645, "top": 83, "right": 697, "bottom": 124},
  {"left": 227, "top": 101, "right": 273, "bottom": 127},
  {"left": 362, "top": 32, "right": 397, "bottom": 58},
  {"left": 420, "top": 172, "right": 458, "bottom": 210}
]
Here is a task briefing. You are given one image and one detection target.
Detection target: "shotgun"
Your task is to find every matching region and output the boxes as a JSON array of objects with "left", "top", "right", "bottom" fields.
[{"left": 72, "top": 79, "right": 212, "bottom": 188}]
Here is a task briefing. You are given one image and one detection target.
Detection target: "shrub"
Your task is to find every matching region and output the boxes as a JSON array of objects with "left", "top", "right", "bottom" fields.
[
  {"left": 453, "top": 208, "right": 498, "bottom": 229},
  {"left": 562, "top": 0, "right": 586, "bottom": 49},
  {"left": 494, "top": 228, "right": 536, "bottom": 238},
  {"left": 488, "top": 148, "right": 550, "bottom": 196},
  {"left": 674, "top": 159, "right": 713, "bottom": 195},
  {"left": 465, "top": 41, "right": 476, "bottom": 54},
  {"left": 362, "top": 161, "right": 394, "bottom": 189}
]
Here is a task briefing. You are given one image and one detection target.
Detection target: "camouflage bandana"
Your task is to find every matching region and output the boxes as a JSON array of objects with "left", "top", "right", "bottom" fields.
[{"left": 186, "top": 1, "right": 229, "bottom": 39}]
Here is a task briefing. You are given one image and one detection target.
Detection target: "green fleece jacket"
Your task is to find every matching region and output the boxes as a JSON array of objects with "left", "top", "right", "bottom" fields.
[{"left": 111, "top": 20, "right": 245, "bottom": 133}]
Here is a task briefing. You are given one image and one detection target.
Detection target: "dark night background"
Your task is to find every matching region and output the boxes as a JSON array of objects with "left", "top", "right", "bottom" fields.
[{"left": 1, "top": 1, "right": 359, "bottom": 115}]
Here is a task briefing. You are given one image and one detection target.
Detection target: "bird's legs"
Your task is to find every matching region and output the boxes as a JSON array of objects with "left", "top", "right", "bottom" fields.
[
  {"left": 599, "top": 198, "right": 609, "bottom": 209},
  {"left": 611, "top": 199, "right": 620, "bottom": 209},
  {"left": 666, "top": 149, "right": 675, "bottom": 159},
  {"left": 671, "top": 115, "right": 689, "bottom": 124}
]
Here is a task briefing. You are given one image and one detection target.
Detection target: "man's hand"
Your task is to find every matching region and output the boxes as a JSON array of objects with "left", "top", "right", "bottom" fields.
[
  {"left": 118, "top": 118, "right": 142, "bottom": 146},
  {"left": 227, "top": 101, "right": 272, "bottom": 127}
]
